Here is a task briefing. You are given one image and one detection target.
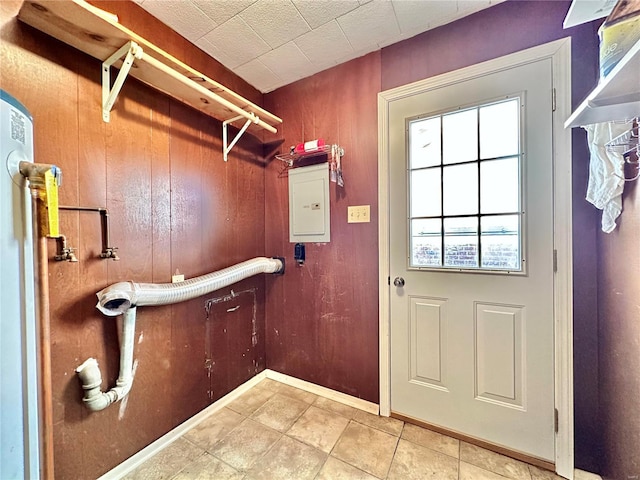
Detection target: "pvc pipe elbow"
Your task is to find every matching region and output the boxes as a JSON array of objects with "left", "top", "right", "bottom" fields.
[{"left": 76, "top": 358, "right": 131, "bottom": 411}]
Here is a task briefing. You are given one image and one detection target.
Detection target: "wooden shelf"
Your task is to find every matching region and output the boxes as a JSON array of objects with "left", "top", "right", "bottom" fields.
[
  {"left": 565, "top": 37, "right": 640, "bottom": 127},
  {"left": 17, "top": 0, "right": 282, "bottom": 135}
]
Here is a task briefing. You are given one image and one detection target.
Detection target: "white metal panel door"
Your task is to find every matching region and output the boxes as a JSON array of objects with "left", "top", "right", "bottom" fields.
[{"left": 389, "top": 58, "right": 555, "bottom": 460}]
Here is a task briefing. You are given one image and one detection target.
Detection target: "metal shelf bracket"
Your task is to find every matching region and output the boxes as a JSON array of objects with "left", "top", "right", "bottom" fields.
[
  {"left": 223, "top": 114, "right": 259, "bottom": 162},
  {"left": 102, "top": 41, "right": 143, "bottom": 123}
]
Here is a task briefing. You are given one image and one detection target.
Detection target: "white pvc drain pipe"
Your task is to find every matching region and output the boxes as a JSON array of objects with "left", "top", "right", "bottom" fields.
[{"left": 76, "top": 257, "right": 284, "bottom": 411}]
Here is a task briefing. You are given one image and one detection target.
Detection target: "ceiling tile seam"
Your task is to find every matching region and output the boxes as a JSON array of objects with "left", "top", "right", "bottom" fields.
[
  {"left": 188, "top": 0, "right": 219, "bottom": 42},
  {"left": 290, "top": 1, "right": 314, "bottom": 32},
  {"left": 334, "top": 16, "right": 356, "bottom": 52},
  {"left": 388, "top": 2, "right": 404, "bottom": 38}
]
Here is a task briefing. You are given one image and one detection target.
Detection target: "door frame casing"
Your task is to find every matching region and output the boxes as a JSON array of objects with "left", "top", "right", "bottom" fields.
[{"left": 377, "top": 38, "right": 574, "bottom": 478}]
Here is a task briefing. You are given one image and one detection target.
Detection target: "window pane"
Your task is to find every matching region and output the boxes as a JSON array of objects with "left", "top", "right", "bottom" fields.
[
  {"left": 444, "top": 217, "right": 478, "bottom": 268},
  {"left": 443, "top": 108, "right": 477, "bottom": 165},
  {"left": 480, "top": 99, "right": 519, "bottom": 159},
  {"left": 411, "top": 168, "right": 441, "bottom": 217},
  {"left": 443, "top": 164, "right": 478, "bottom": 216},
  {"left": 411, "top": 219, "right": 441, "bottom": 267},
  {"left": 481, "top": 215, "right": 520, "bottom": 270},
  {"left": 480, "top": 157, "right": 519, "bottom": 214},
  {"left": 410, "top": 117, "right": 441, "bottom": 169}
]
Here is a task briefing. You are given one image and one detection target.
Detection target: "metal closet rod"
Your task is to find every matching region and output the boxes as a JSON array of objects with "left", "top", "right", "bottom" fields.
[{"left": 58, "top": 206, "right": 119, "bottom": 260}]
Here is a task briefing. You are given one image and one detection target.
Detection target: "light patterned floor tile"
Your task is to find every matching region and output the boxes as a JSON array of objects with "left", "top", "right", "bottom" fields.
[
  {"left": 250, "top": 392, "right": 310, "bottom": 432},
  {"left": 209, "top": 418, "right": 281, "bottom": 471},
  {"left": 122, "top": 438, "right": 203, "bottom": 480},
  {"left": 287, "top": 405, "right": 350, "bottom": 452},
  {"left": 529, "top": 464, "right": 565, "bottom": 479},
  {"left": 401, "top": 423, "right": 460, "bottom": 458},
  {"left": 316, "top": 457, "right": 380, "bottom": 480},
  {"left": 353, "top": 409, "right": 404, "bottom": 436},
  {"left": 460, "top": 460, "right": 510, "bottom": 480},
  {"left": 272, "top": 382, "right": 318, "bottom": 404},
  {"left": 460, "top": 442, "right": 532, "bottom": 480},
  {"left": 312, "top": 396, "right": 359, "bottom": 419},
  {"left": 243, "top": 435, "right": 326, "bottom": 480},
  {"left": 331, "top": 421, "right": 399, "bottom": 478},
  {"left": 183, "top": 408, "right": 244, "bottom": 451},
  {"left": 171, "top": 452, "right": 243, "bottom": 480},
  {"left": 226, "top": 386, "right": 276, "bottom": 416},
  {"left": 388, "top": 439, "right": 458, "bottom": 480}
]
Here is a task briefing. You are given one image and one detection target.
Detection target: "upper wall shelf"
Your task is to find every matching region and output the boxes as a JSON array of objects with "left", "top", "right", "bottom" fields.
[
  {"left": 565, "top": 37, "right": 640, "bottom": 128},
  {"left": 17, "top": 0, "right": 282, "bottom": 159}
]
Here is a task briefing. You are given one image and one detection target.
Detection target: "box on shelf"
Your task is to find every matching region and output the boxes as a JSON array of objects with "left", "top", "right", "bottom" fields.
[{"left": 599, "top": 0, "right": 640, "bottom": 78}]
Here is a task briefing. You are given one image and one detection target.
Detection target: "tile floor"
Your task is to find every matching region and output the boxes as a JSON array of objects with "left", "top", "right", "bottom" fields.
[{"left": 124, "top": 379, "right": 599, "bottom": 480}]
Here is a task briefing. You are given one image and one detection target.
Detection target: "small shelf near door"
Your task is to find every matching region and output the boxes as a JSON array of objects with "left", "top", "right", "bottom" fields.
[{"left": 565, "top": 38, "right": 640, "bottom": 128}]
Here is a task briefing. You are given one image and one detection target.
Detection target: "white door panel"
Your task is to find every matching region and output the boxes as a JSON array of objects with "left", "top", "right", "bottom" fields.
[{"left": 390, "top": 58, "right": 555, "bottom": 460}]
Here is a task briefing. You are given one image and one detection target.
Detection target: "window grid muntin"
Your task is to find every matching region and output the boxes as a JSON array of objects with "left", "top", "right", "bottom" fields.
[{"left": 408, "top": 97, "right": 523, "bottom": 272}]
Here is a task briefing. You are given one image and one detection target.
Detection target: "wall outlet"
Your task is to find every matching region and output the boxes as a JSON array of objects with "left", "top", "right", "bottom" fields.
[
  {"left": 172, "top": 273, "right": 184, "bottom": 283},
  {"left": 348, "top": 205, "right": 370, "bottom": 223}
]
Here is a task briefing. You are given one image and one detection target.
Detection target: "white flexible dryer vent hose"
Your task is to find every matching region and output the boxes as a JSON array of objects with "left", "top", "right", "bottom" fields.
[
  {"left": 96, "top": 257, "right": 284, "bottom": 316},
  {"left": 77, "top": 257, "right": 284, "bottom": 411}
]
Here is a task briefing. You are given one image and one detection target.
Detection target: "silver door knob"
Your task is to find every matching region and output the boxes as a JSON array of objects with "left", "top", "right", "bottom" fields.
[{"left": 393, "top": 277, "right": 405, "bottom": 287}]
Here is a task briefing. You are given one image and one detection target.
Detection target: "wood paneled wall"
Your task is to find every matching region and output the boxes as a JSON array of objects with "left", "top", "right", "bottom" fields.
[
  {"left": 598, "top": 182, "right": 640, "bottom": 479},
  {"left": 264, "top": 0, "right": 604, "bottom": 472},
  {"left": 1, "top": 1, "right": 267, "bottom": 478},
  {"left": 264, "top": 53, "right": 382, "bottom": 403}
]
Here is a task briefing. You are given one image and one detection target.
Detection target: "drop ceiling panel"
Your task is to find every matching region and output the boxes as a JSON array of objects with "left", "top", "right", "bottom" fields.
[
  {"left": 336, "top": 1, "right": 401, "bottom": 52},
  {"left": 259, "top": 42, "right": 315, "bottom": 84},
  {"left": 235, "top": 59, "right": 282, "bottom": 94},
  {"left": 197, "top": 15, "right": 271, "bottom": 69},
  {"left": 137, "top": 0, "right": 503, "bottom": 93},
  {"left": 392, "top": 0, "right": 458, "bottom": 33},
  {"left": 140, "top": 0, "right": 217, "bottom": 43},
  {"left": 292, "top": 0, "right": 360, "bottom": 29},
  {"left": 240, "top": 0, "right": 311, "bottom": 49},
  {"left": 193, "top": 0, "right": 257, "bottom": 25},
  {"left": 295, "top": 20, "right": 353, "bottom": 70}
]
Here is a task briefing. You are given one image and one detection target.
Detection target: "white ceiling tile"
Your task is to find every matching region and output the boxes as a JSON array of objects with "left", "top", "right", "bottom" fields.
[
  {"left": 192, "top": 0, "right": 257, "bottom": 25},
  {"left": 337, "top": 0, "right": 401, "bottom": 52},
  {"left": 240, "top": 0, "right": 311, "bottom": 49},
  {"left": 457, "top": 0, "right": 492, "bottom": 16},
  {"left": 291, "top": 0, "right": 360, "bottom": 29},
  {"left": 295, "top": 20, "right": 352, "bottom": 69},
  {"left": 258, "top": 42, "right": 314, "bottom": 82},
  {"left": 392, "top": 0, "right": 458, "bottom": 33},
  {"left": 139, "top": 0, "right": 499, "bottom": 92},
  {"left": 235, "top": 59, "right": 282, "bottom": 93},
  {"left": 139, "top": 1, "right": 216, "bottom": 42},
  {"left": 196, "top": 16, "right": 271, "bottom": 69}
]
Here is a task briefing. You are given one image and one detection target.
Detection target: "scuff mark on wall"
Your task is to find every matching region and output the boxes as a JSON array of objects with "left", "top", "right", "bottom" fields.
[{"left": 203, "top": 288, "right": 258, "bottom": 400}]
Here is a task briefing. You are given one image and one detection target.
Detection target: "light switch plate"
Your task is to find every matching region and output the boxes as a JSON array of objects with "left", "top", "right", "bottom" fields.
[{"left": 348, "top": 205, "right": 370, "bottom": 223}]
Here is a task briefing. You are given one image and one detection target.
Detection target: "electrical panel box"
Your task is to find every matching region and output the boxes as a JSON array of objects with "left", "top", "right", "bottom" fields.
[{"left": 288, "top": 163, "right": 330, "bottom": 243}]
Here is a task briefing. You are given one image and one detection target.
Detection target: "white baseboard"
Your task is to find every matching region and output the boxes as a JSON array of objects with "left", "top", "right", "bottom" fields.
[
  {"left": 99, "top": 369, "right": 379, "bottom": 479},
  {"left": 265, "top": 369, "right": 379, "bottom": 415}
]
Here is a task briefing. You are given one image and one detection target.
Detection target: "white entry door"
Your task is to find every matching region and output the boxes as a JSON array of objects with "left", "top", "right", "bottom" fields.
[{"left": 389, "top": 57, "right": 555, "bottom": 461}]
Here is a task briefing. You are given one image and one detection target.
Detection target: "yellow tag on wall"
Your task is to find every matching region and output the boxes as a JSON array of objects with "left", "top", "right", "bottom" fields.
[{"left": 44, "top": 169, "right": 59, "bottom": 238}]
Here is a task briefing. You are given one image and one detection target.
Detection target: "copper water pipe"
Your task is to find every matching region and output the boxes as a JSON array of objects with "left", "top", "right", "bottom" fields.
[{"left": 20, "top": 161, "right": 55, "bottom": 480}]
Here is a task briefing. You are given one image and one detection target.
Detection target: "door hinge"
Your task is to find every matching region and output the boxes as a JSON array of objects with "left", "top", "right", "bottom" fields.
[
  {"left": 553, "top": 249, "right": 558, "bottom": 273},
  {"left": 554, "top": 408, "right": 559, "bottom": 433},
  {"left": 388, "top": 276, "right": 391, "bottom": 286},
  {"left": 552, "top": 88, "right": 556, "bottom": 112}
]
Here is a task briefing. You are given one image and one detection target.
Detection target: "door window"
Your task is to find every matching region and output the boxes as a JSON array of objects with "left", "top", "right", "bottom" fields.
[{"left": 408, "top": 97, "right": 523, "bottom": 272}]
